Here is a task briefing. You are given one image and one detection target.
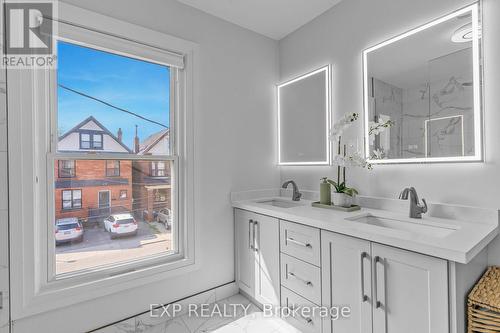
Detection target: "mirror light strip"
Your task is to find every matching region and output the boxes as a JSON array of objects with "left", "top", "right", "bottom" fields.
[
  {"left": 363, "top": 3, "right": 483, "bottom": 164},
  {"left": 277, "top": 65, "right": 331, "bottom": 166}
]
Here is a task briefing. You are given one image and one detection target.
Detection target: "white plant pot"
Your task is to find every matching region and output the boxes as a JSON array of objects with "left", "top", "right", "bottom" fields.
[{"left": 332, "top": 192, "right": 353, "bottom": 207}]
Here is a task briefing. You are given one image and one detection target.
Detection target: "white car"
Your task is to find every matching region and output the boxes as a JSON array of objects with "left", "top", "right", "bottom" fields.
[
  {"left": 55, "top": 217, "right": 84, "bottom": 245},
  {"left": 104, "top": 213, "right": 138, "bottom": 239},
  {"left": 156, "top": 208, "right": 172, "bottom": 229}
]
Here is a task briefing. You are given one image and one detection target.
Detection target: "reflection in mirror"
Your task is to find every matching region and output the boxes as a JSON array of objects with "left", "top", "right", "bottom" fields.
[
  {"left": 363, "top": 4, "right": 482, "bottom": 163},
  {"left": 278, "top": 66, "right": 331, "bottom": 165}
]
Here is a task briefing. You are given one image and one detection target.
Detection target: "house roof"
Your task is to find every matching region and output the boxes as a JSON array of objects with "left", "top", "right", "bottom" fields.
[
  {"left": 138, "top": 128, "right": 169, "bottom": 155},
  {"left": 59, "top": 116, "right": 133, "bottom": 153}
]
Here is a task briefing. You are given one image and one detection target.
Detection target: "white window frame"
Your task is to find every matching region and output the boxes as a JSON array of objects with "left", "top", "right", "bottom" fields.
[{"left": 8, "top": 3, "right": 198, "bottom": 319}]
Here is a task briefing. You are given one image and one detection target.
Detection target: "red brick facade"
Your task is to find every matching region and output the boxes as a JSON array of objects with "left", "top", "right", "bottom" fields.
[
  {"left": 132, "top": 160, "right": 171, "bottom": 221},
  {"left": 54, "top": 160, "right": 133, "bottom": 221}
]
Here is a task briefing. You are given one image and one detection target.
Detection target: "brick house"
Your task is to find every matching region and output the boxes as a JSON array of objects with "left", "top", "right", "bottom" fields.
[
  {"left": 55, "top": 116, "right": 133, "bottom": 222},
  {"left": 132, "top": 128, "right": 171, "bottom": 221}
]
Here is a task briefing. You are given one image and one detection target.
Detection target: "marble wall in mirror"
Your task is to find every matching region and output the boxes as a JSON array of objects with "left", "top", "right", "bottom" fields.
[
  {"left": 363, "top": 4, "right": 482, "bottom": 164},
  {"left": 278, "top": 66, "right": 331, "bottom": 165}
]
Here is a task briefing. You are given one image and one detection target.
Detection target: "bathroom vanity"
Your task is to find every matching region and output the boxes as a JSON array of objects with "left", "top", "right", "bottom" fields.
[{"left": 232, "top": 190, "right": 498, "bottom": 333}]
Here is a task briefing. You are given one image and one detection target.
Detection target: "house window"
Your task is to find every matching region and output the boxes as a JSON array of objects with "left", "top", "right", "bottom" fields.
[
  {"left": 154, "top": 188, "right": 169, "bottom": 202},
  {"left": 151, "top": 161, "right": 166, "bottom": 177},
  {"left": 50, "top": 37, "right": 184, "bottom": 278},
  {"left": 58, "top": 160, "right": 75, "bottom": 178},
  {"left": 62, "top": 189, "right": 82, "bottom": 210},
  {"left": 79, "top": 132, "right": 103, "bottom": 150},
  {"left": 106, "top": 160, "right": 120, "bottom": 177}
]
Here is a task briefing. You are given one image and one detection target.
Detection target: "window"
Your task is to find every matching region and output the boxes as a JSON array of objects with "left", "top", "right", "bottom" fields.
[
  {"left": 79, "top": 132, "right": 103, "bottom": 150},
  {"left": 8, "top": 11, "right": 195, "bottom": 319},
  {"left": 58, "top": 160, "right": 76, "bottom": 178},
  {"left": 52, "top": 40, "right": 179, "bottom": 277},
  {"left": 151, "top": 161, "right": 166, "bottom": 177},
  {"left": 106, "top": 160, "right": 120, "bottom": 177},
  {"left": 62, "top": 190, "right": 82, "bottom": 210},
  {"left": 154, "top": 188, "right": 169, "bottom": 202}
]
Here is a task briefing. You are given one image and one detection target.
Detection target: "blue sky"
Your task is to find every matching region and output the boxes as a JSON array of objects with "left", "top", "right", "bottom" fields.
[{"left": 57, "top": 41, "right": 170, "bottom": 150}]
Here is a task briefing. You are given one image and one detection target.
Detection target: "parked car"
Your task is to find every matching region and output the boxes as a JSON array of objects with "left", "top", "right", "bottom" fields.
[
  {"left": 104, "top": 213, "right": 138, "bottom": 239},
  {"left": 55, "top": 217, "right": 84, "bottom": 245},
  {"left": 156, "top": 208, "right": 171, "bottom": 229}
]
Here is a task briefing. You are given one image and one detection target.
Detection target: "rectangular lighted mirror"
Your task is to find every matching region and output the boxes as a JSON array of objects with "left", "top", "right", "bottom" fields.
[
  {"left": 363, "top": 3, "right": 483, "bottom": 164},
  {"left": 278, "top": 65, "right": 331, "bottom": 165}
]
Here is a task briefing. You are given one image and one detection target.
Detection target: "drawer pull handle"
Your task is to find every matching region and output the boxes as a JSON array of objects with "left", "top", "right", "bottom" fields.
[
  {"left": 286, "top": 237, "right": 311, "bottom": 248},
  {"left": 289, "top": 271, "right": 312, "bottom": 286},
  {"left": 289, "top": 305, "right": 313, "bottom": 325}
]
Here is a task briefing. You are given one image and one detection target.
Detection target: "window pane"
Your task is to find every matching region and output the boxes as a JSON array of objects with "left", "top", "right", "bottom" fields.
[
  {"left": 57, "top": 41, "right": 171, "bottom": 155},
  {"left": 54, "top": 159, "right": 174, "bottom": 275}
]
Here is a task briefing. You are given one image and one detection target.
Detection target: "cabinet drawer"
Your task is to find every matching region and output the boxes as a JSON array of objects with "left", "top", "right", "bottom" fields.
[
  {"left": 281, "top": 253, "right": 321, "bottom": 305},
  {"left": 281, "top": 286, "right": 321, "bottom": 333},
  {"left": 280, "top": 220, "right": 320, "bottom": 266}
]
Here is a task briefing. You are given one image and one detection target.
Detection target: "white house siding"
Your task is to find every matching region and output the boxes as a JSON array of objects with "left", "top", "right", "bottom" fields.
[
  {"left": 58, "top": 131, "right": 129, "bottom": 153},
  {"left": 146, "top": 135, "right": 170, "bottom": 155}
]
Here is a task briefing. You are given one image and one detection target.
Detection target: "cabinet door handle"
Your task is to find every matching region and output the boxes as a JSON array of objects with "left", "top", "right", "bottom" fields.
[
  {"left": 374, "top": 256, "right": 384, "bottom": 309},
  {"left": 248, "top": 219, "right": 254, "bottom": 250},
  {"left": 286, "top": 237, "right": 311, "bottom": 248},
  {"left": 360, "top": 252, "right": 368, "bottom": 302},
  {"left": 253, "top": 221, "right": 258, "bottom": 252},
  {"left": 289, "top": 271, "right": 313, "bottom": 286}
]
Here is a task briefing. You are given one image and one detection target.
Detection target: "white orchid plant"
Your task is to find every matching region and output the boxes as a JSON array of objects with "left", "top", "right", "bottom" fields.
[
  {"left": 328, "top": 112, "right": 371, "bottom": 197},
  {"left": 328, "top": 112, "right": 394, "bottom": 196}
]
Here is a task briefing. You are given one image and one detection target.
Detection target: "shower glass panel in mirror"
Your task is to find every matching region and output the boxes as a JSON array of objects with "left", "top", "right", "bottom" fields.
[{"left": 363, "top": 3, "right": 482, "bottom": 164}]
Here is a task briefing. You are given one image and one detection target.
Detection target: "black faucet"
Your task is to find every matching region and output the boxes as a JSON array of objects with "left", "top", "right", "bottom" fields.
[
  {"left": 398, "top": 187, "right": 428, "bottom": 219},
  {"left": 282, "top": 180, "right": 302, "bottom": 201}
]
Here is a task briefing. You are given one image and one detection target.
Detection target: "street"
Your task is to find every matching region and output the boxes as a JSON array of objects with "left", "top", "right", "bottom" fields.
[{"left": 56, "top": 220, "right": 172, "bottom": 274}]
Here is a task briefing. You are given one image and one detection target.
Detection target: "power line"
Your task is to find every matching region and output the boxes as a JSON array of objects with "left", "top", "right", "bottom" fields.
[{"left": 58, "top": 84, "right": 168, "bottom": 129}]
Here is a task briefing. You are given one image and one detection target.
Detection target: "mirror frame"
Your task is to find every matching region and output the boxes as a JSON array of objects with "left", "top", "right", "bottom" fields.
[
  {"left": 362, "top": 3, "right": 483, "bottom": 164},
  {"left": 277, "top": 65, "right": 331, "bottom": 165}
]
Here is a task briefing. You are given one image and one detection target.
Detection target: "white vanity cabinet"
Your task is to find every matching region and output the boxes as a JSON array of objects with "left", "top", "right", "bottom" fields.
[
  {"left": 234, "top": 203, "right": 491, "bottom": 333},
  {"left": 321, "top": 230, "right": 449, "bottom": 333},
  {"left": 235, "top": 209, "right": 280, "bottom": 306}
]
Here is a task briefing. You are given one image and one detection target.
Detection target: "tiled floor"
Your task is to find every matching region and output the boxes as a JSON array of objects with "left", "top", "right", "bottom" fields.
[{"left": 97, "top": 293, "right": 301, "bottom": 333}]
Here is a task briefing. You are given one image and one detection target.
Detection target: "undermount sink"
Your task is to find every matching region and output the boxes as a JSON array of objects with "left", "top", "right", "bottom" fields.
[
  {"left": 346, "top": 213, "right": 458, "bottom": 238},
  {"left": 257, "top": 199, "right": 302, "bottom": 208}
]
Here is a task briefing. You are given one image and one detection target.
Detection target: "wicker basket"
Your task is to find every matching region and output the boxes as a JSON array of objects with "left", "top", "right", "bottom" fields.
[{"left": 468, "top": 266, "right": 500, "bottom": 333}]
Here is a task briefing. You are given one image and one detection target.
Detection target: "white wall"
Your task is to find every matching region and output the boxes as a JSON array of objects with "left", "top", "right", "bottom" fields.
[
  {"left": 278, "top": 0, "right": 500, "bottom": 265},
  {"left": 12, "top": 0, "right": 279, "bottom": 331},
  {"left": 0, "top": 2, "right": 10, "bottom": 331}
]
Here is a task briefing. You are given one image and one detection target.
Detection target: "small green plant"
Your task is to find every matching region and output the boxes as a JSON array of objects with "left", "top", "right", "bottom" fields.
[{"left": 327, "top": 179, "right": 359, "bottom": 197}]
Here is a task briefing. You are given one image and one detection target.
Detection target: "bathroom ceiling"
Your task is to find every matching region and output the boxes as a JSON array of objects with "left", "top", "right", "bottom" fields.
[{"left": 175, "top": 0, "right": 344, "bottom": 40}]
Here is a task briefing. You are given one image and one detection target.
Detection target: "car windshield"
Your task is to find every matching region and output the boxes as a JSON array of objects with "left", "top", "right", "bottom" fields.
[
  {"left": 58, "top": 223, "right": 79, "bottom": 230},
  {"left": 117, "top": 218, "right": 134, "bottom": 225}
]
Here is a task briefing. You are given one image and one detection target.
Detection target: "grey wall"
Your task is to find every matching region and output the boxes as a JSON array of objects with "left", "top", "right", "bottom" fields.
[
  {"left": 13, "top": 0, "right": 280, "bottom": 332},
  {"left": 279, "top": 0, "right": 500, "bottom": 265}
]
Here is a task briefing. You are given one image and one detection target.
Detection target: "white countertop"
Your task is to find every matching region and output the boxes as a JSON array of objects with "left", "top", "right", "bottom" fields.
[{"left": 231, "top": 191, "right": 499, "bottom": 264}]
